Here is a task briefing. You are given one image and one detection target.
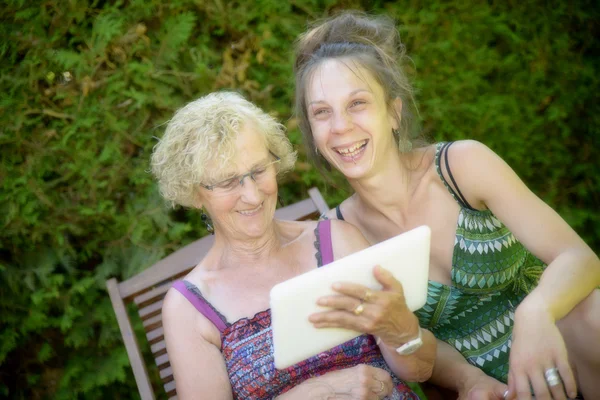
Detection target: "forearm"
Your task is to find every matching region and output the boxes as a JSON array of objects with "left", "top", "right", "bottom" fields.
[
  {"left": 379, "top": 328, "right": 436, "bottom": 382},
  {"left": 427, "top": 339, "right": 486, "bottom": 392},
  {"left": 519, "top": 249, "right": 600, "bottom": 321}
]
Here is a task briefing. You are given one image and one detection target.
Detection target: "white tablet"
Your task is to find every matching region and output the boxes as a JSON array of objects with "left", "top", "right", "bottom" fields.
[{"left": 270, "top": 225, "right": 431, "bottom": 370}]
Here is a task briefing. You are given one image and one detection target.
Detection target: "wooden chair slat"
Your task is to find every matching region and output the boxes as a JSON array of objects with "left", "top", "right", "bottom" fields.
[
  {"left": 146, "top": 326, "right": 164, "bottom": 342},
  {"left": 139, "top": 300, "right": 163, "bottom": 319},
  {"left": 164, "top": 380, "right": 176, "bottom": 393},
  {"left": 134, "top": 283, "right": 171, "bottom": 306},
  {"left": 142, "top": 314, "right": 162, "bottom": 331},
  {"left": 155, "top": 352, "right": 169, "bottom": 367},
  {"left": 160, "top": 366, "right": 173, "bottom": 380},
  {"left": 151, "top": 340, "right": 166, "bottom": 354}
]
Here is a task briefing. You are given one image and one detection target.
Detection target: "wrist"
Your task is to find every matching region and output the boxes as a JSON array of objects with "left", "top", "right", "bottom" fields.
[
  {"left": 516, "top": 291, "right": 555, "bottom": 323},
  {"left": 457, "top": 367, "right": 487, "bottom": 393},
  {"left": 383, "top": 313, "right": 420, "bottom": 348}
]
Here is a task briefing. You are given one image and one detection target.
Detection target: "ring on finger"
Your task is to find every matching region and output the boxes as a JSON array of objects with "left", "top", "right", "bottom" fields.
[
  {"left": 544, "top": 367, "right": 561, "bottom": 387},
  {"left": 363, "top": 289, "right": 374, "bottom": 302},
  {"left": 353, "top": 302, "right": 365, "bottom": 316},
  {"left": 375, "top": 379, "right": 384, "bottom": 394}
]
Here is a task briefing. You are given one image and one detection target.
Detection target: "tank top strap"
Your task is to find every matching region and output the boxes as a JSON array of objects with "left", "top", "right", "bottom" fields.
[
  {"left": 171, "top": 280, "right": 228, "bottom": 333},
  {"left": 335, "top": 205, "right": 345, "bottom": 221},
  {"left": 317, "top": 219, "right": 334, "bottom": 266},
  {"left": 434, "top": 142, "right": 477, "bottom": 211}
]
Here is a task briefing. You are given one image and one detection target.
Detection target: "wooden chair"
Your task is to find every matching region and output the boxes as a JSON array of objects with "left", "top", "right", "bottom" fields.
[{"left": 106, "top": 188, "right": 329, "bottom": 400}]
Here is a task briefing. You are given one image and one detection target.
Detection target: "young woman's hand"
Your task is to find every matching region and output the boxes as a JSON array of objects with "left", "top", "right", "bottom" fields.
[
  {"left": 504, "top": 304, "right": 577, "bottom": 400},
  {"left": 458, "top": 370, "right": 508, "bottom": 400}
]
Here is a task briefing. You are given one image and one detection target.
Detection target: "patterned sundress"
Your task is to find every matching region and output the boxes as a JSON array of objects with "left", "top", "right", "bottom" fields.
[
  {"left": 414, "top": 142, "right": 546, "bottom": 382},
  {"left": 172, "top": 220, "right": 419, "bottom": 399}
]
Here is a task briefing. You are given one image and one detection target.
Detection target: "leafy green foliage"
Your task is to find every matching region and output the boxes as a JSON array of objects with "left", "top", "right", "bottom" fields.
[{"left": 1, "top": 0, "right": 598, "bottom": 398}]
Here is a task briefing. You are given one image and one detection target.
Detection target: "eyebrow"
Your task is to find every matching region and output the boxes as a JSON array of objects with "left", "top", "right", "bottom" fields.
[
  {"left": 217, "top": 155, "right": 271, "bottom": 181},
  {"left": 308, "top": 89, "right": 372, "bottom": 106}
]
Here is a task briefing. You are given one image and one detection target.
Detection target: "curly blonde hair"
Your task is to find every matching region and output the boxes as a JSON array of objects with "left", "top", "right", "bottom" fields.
[{"left": 151, "top": 91, "right": 297, "bottom": 208}]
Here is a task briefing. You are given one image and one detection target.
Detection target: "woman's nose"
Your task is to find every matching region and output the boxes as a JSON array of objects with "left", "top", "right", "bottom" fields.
[{"left": 330, "top": 110, "right": 353, "bottom": 134}]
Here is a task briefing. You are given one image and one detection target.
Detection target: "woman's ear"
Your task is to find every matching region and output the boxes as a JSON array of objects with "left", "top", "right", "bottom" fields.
[
  {"left": 389, "top": 97, "right": 403, "bottom": 130},
  {"left": 191, "top": 190, "right": 204, "bottom": 210}
]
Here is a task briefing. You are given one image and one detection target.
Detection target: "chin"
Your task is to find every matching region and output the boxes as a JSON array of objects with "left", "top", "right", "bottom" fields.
[{"left": 332, "top": 160, "right": 372, "bottom": 180}]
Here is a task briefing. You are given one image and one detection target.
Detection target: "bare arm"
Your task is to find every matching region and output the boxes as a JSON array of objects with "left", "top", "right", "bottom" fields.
[
  {"left": 448, "top": 140, "right": 600, "bottom": 398},
  {"left": 162, "top": 289, "right": 233, "bottom": 400},
  {"left": 429, "top": 340, "right": 507, "bottom": 397},
  {"left": 377, "top": 323, "right": 436, "bottom": 382},
  {"left": 450, "top": 140, "right": 600, "bottom": 320}
]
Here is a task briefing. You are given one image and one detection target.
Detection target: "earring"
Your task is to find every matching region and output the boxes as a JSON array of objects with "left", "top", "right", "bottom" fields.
[
  {"left": 200, "top": 208, "right": 214, "bottom": 234},
  {"left": 398, "top": 138, "right": 413, "bottom": 153},
  {"left": 278, "top": 195, "right": 284, "bottom": 207},
  {"left": 314, "top": 145, "right": 319, "bottom": 155}
]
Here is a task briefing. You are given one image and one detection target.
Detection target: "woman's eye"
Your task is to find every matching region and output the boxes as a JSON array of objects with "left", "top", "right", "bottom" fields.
[
  {"left": 218, "top": 178, "right": 238, "bottom": 189},
  {"left": 313, "top": 108, "right": 329, "bottom": 116},
  {"left": 253, "top": 167, "right": 267, "bottom": 176},
  {"left": 350, "top": 100, "right": 366, "bottom": 108}
]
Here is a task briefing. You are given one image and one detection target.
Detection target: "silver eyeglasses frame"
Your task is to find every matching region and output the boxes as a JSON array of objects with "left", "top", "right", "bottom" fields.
[{"left": 200, "top": 151, "right": 281, "bottom": 191}]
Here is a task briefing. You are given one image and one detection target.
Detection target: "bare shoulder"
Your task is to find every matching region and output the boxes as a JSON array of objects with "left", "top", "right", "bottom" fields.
[
  {"left": 329, "top": 218, "right": 370, "bottom": 260},
  {"left": 162, "top": 286, "right": 196, "bottom": 325},
  {"left": 275, "top": 219, "right": 318, "bottom": 241},
  {"left": 444, "top": 140, "right": 503, "bottom": 172},
  {"left": 444, "top": 140, "right": 526, "bottom": 207},
  {"left": 323, "top": 196, "right": 355, "bottom": 221},
  {"left": 162, "top": 284, "right": 221, "bottom": 346}
]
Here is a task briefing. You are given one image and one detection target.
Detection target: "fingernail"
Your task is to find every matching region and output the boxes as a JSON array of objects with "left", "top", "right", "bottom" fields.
[
  {"left": 332, "top": 283, "right": 341, "bottom": 290},
  {"left": 317, "top": 298, "right": 326, "bottom": 306}
]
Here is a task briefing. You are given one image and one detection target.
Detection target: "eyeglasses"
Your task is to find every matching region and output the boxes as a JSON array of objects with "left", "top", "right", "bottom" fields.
[{"left": 200, "top": 151, "right": 281, "bottom": 195}]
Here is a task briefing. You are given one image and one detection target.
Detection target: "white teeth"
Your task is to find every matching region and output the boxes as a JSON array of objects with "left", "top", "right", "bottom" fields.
[
  {"left": 337, "top": 140, "right": 366, "bottom": 156},
  {"left": 238, "top": 203, "right": 263, "bottom": 215}
]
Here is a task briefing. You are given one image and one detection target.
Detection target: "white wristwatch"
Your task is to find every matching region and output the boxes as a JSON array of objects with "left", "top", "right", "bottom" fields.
[{"left": 395, "top": 327, "right": 423, "bottom": 355}]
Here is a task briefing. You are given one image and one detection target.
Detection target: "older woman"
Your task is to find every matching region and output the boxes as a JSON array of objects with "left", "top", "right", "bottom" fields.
[
  {"left": 151, "top": 91, "right": 436, "bottom": 399},
  {"left": 293, "top": 11, "right": 600, "bottom": 400}
]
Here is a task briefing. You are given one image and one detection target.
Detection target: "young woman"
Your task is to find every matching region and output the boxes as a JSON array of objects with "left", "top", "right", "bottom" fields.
[{"left": 294, "top": 11, "right": 600, "bottom": 400}]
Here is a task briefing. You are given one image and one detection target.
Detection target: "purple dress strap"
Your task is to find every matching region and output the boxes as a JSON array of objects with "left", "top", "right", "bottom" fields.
[
  {"left": 171, "top": 280, "right": 228, "bottom": 333},
  {"left": 318, "top": 219, "right": 334, "bottom": 266}
]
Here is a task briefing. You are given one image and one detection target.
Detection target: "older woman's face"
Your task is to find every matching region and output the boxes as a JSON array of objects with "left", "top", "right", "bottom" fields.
[{"left": 200, "top": 123, "right": 279, "bottom": 240}]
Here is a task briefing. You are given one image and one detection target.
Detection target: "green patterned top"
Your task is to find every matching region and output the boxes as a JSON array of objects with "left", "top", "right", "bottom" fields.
[{"left": 413, "top": 142, "right": 546, "bottom": 382}]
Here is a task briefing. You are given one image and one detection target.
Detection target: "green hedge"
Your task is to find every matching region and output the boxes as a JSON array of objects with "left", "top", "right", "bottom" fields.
[{"left": 1, "top": 0, "right": 598, "bottom": 398}]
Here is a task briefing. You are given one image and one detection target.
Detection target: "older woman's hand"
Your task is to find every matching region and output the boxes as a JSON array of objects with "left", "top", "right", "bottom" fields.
[
  {"left": 309, "top": 265, "right": 419, "bottom": 348},
  {"left": 276, "top": 364, "right": 394, "bottom": 400}
]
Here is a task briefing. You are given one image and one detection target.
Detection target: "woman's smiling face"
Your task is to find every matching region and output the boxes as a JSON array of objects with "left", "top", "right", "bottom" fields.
[
  {"left": 306, "top": 58, "right": 400, "bottom": 180},
  {"left": 199, "top": 122, "right": 279, "bottom": 240}
]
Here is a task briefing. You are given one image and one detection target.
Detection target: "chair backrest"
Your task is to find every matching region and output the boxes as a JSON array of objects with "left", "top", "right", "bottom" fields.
[{"left": 106, "top": 188, "right": 329, "bottom": 400}]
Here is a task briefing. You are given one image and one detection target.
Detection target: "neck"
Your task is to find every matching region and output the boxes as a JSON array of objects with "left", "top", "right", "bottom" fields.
[
  {"left": 213, "top": 223, "right": 281, "bottom": 267},
  {"left": 348, "top": 150, "right": 415, "bottom": 218}
]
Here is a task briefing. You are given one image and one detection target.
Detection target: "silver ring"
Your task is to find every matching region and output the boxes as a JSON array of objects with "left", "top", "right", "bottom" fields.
[
  {"left": 503, "top": 389, "right": 509, "bottom": 399},
  {"left": 544, "top": 367, "right": 561, "bottom": 387}
]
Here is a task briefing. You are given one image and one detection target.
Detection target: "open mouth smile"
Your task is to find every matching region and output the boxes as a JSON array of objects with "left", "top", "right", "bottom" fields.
[
  {"left": 237, "top": 202, "right": 263, "bottom": 216},
  {"left": 333, "top": 139, "right": 368, "bottom": 161}
]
